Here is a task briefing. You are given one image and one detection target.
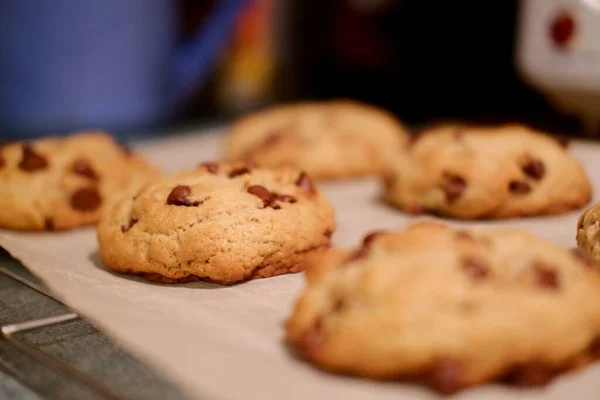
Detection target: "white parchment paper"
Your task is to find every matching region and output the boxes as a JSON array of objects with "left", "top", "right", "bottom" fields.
[{"left": 1, "top": 129, "right": 600, "bottom": 400}]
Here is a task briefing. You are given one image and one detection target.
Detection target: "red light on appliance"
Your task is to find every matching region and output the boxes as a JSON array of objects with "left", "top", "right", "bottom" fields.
[{"left": 549, "top": 11, "right": 575, "bottom": 50}]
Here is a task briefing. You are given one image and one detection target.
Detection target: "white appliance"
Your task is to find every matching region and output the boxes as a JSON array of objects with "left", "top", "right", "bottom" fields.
[{"left": 517, "top": 0, "right": 600, "bottom": 134}]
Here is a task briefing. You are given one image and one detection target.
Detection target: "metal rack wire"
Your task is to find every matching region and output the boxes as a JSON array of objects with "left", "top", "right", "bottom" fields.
[{"left": 0, "top": 265, "right": 126, "bottom": 400}]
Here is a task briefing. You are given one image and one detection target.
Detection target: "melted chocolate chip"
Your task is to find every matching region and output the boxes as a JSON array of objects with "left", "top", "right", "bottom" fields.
[
  {"left": 462, "top": 257, "right": 489, "bottom": 280},
  {"left": 44, "top": 218, "right": 54, "bottom": 231},
  {"left": 121, "top": 218, "right": 138, "bottom": 233},
  {"left": 428, "top": 358, "right": 464, "bottom": 395},
  {"left": 247, "top": 185, "right": 273, "bottom": 207},
  {"left": 70, "top": 187, "right": 102, "bottom": 212},
  {"left": 509, "top": 180, "right": 531, "bottom": 194},
  {"left": 324, "top": 229, "right": 333, "bottom": 238},
  {"left": 522, "top": 157, "right": 545, "bottom": 180},
  {"left": 72, "top": 159, "right": 98, "bottom": 180},
  {"left": 19, "top": 143, "right": 48, "bottom": 171},
  {"left": 228, "top": 163, "right": 255, "bottom": 178},
  {"left": 166, "top": 185, "right": 199, "bottom": 206},
  {"left": 362, "top": 231, "right": 385, "bottom": 247},
  {"left": 442, "top": 172, "right": 466, "bottom": 203},
  {"left": 273, "top": 194, "right": 297, "bottom": 204},
  {"left": 534, "top": 264, "right": 560, "bottom": 289},
  {"left": 503, "top": 364, "right": 554, "bottom": 387},
  {"left": 295, "top": 171, "right": 316, "bottom": 193},
  {"left": 587, "top": 336, "right": 600, "bottom": 358},
  {"left": 199, "top": 162, "right": 219, "bottom": 174},
  {"left": 571, "top": 248, "right": 595, "bottom": 268}
]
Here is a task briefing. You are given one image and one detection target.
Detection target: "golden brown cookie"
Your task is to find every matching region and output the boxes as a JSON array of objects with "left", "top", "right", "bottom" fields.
[
  {"left": 225, "top": 100, "right": 409, "bottom": 179},
  {"left": 286, "top": 222, "right": 600, "bottom": 394},
  {"left": 97, "top": 162, "right": 336, "bottom": 285},
  {"left": 382, "top": 124, "right": 591, "bottom": 219},
  {"left": 0, "top": 132, "right": 160, "bottom": 230}
]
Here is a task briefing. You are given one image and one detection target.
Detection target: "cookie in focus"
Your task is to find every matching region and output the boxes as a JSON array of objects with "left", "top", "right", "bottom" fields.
[
  {"left": 97, "top": 162, "right": 336, "bottom": 285},
  {"left": 225, "top": 100, "right": 409, "bottom": 180},
  {"left": 286, "top": 221, "right": 600, "bottom": 394},
  {"left": 382, "top": 124, "right": 591, "bottom": 219},
  {"left": 0, "top": 131, "right": 161, "bottom": 230}
]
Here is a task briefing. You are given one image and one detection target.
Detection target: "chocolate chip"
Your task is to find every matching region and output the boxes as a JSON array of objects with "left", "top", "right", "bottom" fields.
[
  {"left": 44, "top": 218, "right": 54, "bottom": 231},
  {"left": 295, "top": 171, "right": 316, "bottom": 193},
  {"left": 587, "top": 335, "right": 600, "bottom": 358},
  {"left": 121, "top": 218, "right": 138, "bottom": 233},
  {"left": 70, "top": 187, "right": 102, "bottom": 212},
  {"left": 346, "top": 247, "right": 369, "bottom": 262},
  {"left": 442, "top": 172, "right": 466, "bottom": 203},
  {"left": 362, "top": 231, "right": 385, "bottom": 247},
  {"left": 166, "top": 185, "right": 199, "bottom": 206},
  {"left": 268, "top": 203, "right": 281, "bottom": 210},
  {"left": 199, "top": 162, "right": 219, "bottom": 174},
  {"left": 0, "top": 151, "right": 5, "bottom": 168},
  {"left": 324, "top": 229, "right": 333, "bottom": 238},
  {"left": 509, "top": 180, "right": 531, "bottom": 194},
  {"left": 534, "top": 264, "right": 560, "bottom": 289},
  {"left": 428, "top": 358, "right": 464, "bottom": 395},
  {"left": 247, "top": 185, "right": 273, "bottom": 207},
  {"left": 503, "top": 363, "right": 554, "bottom": 387},
  {"left": 72, "top": 159, "right": 98, "bottom": 180},
  {"left": 19, "top": 143, "right": 48, "bottom": 171},
  {"left": 273, "top": 194, "right": 297, "bottom": 204},
  {"left": 462, "top": 257, "right": 489, "bottom": 280},
  {"left": 571, "top": 248, "right": 595, "bottom": 268},
  {"left": 522, "top": 157, "right": 545, "bottom": 180},
  {"left": 228, "top": 163, "right": 255, "bottom": 178}
]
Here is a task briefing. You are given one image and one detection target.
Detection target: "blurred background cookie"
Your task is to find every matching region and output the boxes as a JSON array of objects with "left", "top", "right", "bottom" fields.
[
  {"left": 286, "top": 222, "right": 600, "bottom": 394},
  {"left": 382, "top": 124, "right": 591, "bottom": 219},
  {"left": 0, "top": 132, "right": 161, "bottom": 230},
  {"left": 97, "top": 162, "right": 335, "bottom": 284},
  {"left": 224, "top": 100, "right": 408, "bottom": 179}
]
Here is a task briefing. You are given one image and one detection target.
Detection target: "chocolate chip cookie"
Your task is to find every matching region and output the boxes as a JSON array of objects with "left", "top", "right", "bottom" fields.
[
  {"left": 382, "top": 124, "right": 591, "bottom": 219},
  {"left": 286, "top": 221, "right": 600, "bottom": 394},
  {"left": 97, "top": 162, "right": 336, "bottom": 284},
  {"left": 0, "top": 132, "right": 161, "bottom": 230},
  {"left": 225, "top": 100, "right": 409, "bottom": 179}
]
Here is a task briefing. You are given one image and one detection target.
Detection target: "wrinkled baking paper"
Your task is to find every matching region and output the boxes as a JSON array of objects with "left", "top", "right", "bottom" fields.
[{"left": 1, "top": 129, "right": 600, "bottom": 400}]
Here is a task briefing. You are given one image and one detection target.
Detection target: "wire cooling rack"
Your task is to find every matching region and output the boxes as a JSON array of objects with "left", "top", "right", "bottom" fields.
[{"left": 0, "top": 265, "right": 128, "bottom": 400}]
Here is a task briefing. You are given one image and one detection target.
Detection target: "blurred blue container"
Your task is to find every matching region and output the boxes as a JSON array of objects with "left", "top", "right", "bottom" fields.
[{"left": 0, "top": 0, "right": 245, "bottom": 138}]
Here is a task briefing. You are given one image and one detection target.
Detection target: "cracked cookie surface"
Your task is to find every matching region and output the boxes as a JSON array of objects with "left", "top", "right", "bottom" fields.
[
  {"left": 382, "top": 124, "right": 591, "bottom": 219},
  {"left": 97, "top": 162, "right": 336, "bottom": 284},
  {"left": 286, "top": 222, "right": 600, "bottom": 394},
  {"left": 0, "top": 131, "right": 160, "bottom": 230},
  {"left": 225, "top": 100, "right": 408, "bottom": 180}
]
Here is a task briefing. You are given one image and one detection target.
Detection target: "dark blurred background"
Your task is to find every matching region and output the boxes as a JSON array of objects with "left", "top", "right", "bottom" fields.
[
  {"left": 0, "top": 0, "right": 586, "bottom": 139},
  {"left": 185, "top": 0, "right": 581, "bottom": 134}
]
